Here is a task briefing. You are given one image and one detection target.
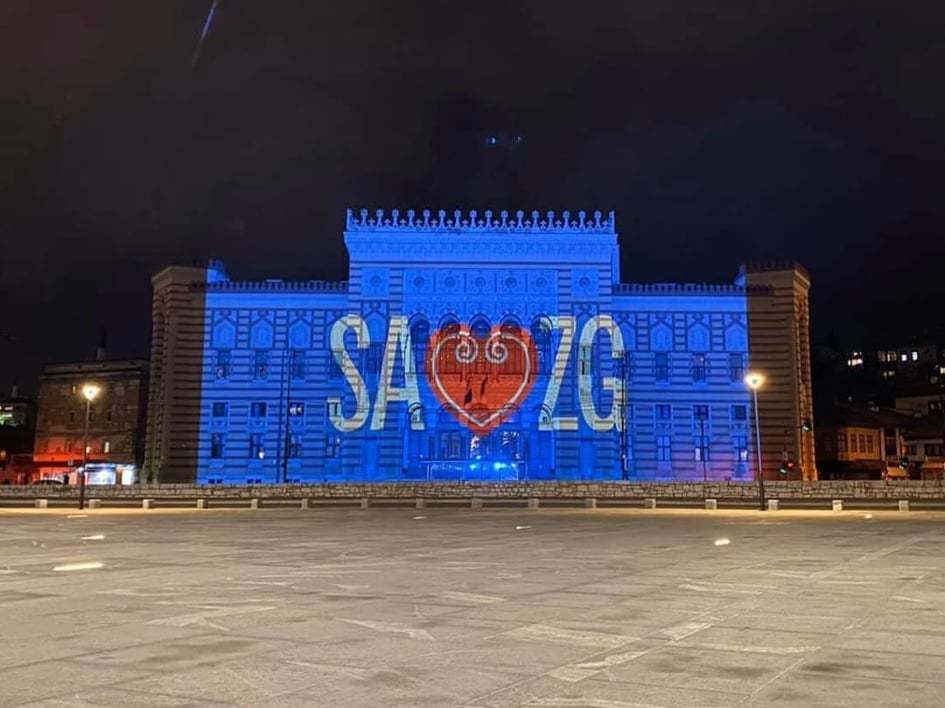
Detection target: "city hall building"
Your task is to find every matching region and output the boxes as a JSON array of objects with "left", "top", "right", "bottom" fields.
[{"left": 144, "top": 209, "right": 816, "bottom": 484}]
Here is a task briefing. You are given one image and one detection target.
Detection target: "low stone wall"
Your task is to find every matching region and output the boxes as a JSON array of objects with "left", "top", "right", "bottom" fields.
[{"left": 3, "top": 480, "right": 945, "bottom": 500}]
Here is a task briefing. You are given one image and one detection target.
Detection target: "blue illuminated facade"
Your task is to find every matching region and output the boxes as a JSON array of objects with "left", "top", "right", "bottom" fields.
[{"left": 195, "top": 209, "right": 755, "bottom": 484}]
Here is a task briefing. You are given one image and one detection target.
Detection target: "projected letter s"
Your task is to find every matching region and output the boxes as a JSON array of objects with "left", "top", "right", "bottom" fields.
[{"left": 328, "top": 315, "right": 371, "bottom": 432}]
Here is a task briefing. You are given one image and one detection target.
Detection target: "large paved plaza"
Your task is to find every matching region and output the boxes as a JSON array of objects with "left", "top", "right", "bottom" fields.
[{"left": 1, "top": 506, "right": 944, "bottom": 706}]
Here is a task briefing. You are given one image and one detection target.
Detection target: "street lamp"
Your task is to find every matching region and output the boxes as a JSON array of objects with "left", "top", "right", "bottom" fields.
[
  {"left": 744, "top": 372, "right": 766, "bottom": 510},
  {"left": 79, "top": 383, "right": 101, "bottom": 511}
]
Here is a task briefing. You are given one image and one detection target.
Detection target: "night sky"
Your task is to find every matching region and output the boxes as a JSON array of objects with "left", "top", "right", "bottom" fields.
[{"left": 3, "top": 1, "right": 944, "bottom": 393}]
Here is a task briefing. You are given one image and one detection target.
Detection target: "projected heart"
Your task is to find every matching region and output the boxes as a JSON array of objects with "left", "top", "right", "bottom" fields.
[{"left": 426, "top": 324, "right": 537, "bottom": 434}]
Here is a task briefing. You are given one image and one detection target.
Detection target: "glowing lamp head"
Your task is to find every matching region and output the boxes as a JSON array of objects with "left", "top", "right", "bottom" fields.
[
  {"left": 81, "top": 384, "right": 101, "bottom": 402},
  {"left": 744, "top": 372, "right": 765, "bottom": 390}
]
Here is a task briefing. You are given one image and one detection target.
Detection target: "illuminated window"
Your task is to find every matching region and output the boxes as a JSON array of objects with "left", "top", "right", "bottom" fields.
[
  {"left": 289, "top": 401, "right": 305, "bottom": 417},
  {"left": 733, "top": 435, "right": 749, "bottom": 462},
  {"left": 249, "top": 434, "right": 264, "bottom": 459},
  {"left": 215, "top": 350, "right": 231, "bottom": 380},
  {"left": 694, "top": 437, "right": 710, "bottom": 462},
  {"left": 654, "top": 353, "right": 670, "bottom": 383},
  {"left": 656, "top": 435, "right": 672, "bottom": 462},
  {"left": 900, "top": 353, "right": 908, "bottom": 362},
  {"left": 912, "top": 351, "right": 918, "bottom": 361},
  {"left": 211, "top": 433, "right": 225, "bottom": 459},
  {"left": 103, "top": 440, "right": 111, "bottom": 453},
  {"left": 253, "top": 351, "right": 269, "bottom": 380}
]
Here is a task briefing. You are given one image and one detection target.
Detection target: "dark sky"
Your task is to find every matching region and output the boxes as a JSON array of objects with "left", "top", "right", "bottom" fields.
[{"left": 2, "top": 1, "right": 944, "bottom": 393}]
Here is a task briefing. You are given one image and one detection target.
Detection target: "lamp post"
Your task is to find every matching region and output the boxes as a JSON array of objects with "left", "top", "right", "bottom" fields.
[
  {"left": 744, "top": 372, "right": 766, "bottom": 511},
  {"left": 79, "top": 383, "right": 101, "bottom": 511}
]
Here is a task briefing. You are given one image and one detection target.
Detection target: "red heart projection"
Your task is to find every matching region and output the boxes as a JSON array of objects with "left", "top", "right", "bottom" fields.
[{"left": 426, "top": 324, "right": 537, "bottom": 434}]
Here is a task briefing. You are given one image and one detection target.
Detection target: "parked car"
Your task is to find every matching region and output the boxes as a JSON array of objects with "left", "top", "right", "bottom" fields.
[{"left": 32, "top": 478, "right": 64, "bottom": 485}]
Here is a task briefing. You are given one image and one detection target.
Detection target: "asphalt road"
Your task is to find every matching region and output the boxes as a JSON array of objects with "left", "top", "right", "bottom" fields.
[{"left": 1, "top": 507, "right": 944, "bottom": 707}]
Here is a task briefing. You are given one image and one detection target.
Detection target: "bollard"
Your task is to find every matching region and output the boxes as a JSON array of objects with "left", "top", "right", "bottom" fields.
[
  {"left": 527, "top": 497, "right": 540, "bottom": 510},
  {"left": 87, "top": 499, "right": 101, "bottom": 510},
  {"left": 584, "top": 497, "right": 597, "bottom": 509},
  {"left": 832, "top": 499, "right": 843, "bottom": 512},
  {"left": 415, "top": 498, "right": 426, "bottom": 509},
  {"left": 360, "top": 497, "right": 370, "bottom": 510},
  {"left": 643, "top": 498, "right": 657, "bottom": 509},
  {"left": 898, "top": 500, "right": 910, "bottom": 512},
  {"left": 767, "top": 499, "right": 780, "bottom": 511},
  {"left": 301, "top": 498, "right": 310, "bottom": 510},
  {"left": 471, "top": 497, "right": 483, "bottom": 510},
  {"left": 142, "top": 499, "right": 154, "bottom": 510},
  {"left": 35, "top": 499, "right": 48, "bottom": 509},
  {"left": 705, "top": 498, "right": 718, "bottom": 511},
  {"left": 249, "top": 498, "right": 260, "bottom": 510},
  {"left": 196, "top": 498, "right": 207, "bottom": 510}
]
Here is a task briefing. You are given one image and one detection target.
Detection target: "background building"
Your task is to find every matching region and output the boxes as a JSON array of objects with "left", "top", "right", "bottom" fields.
[
  {"left": 0, "top": 384, "right": 36, "bottom": 484},
  {"left": 145, "top": 209, "right": 816, "bottom": 484},
  {"left": 33, "top": 358, "right": 149, "bottom": 484}
]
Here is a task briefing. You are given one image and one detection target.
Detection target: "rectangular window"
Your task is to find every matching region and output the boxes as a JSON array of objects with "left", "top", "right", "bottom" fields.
[
  {"left": 866, "top": 435, "right": 874, "bottom": 454},
  {"left": 103, "top": 440, "right": 111, "bottom": 454},
  {"left": 858, "top": 434, "right": 866, "bottom": 452},
  {"left": 250, "top": 401, "right": 268, "bottom": 419},
  {"left": 693, "top": 404, "right": 709, "bottom": 421},
  {"left": 253, "top": 350, "right": 269, "bottom": 380},
  {"left": 694, "top": 437, "right": 710, "bottom": 462},
  {"left": 850, "top": 434, "right": 858, "bottom": 453},
  {"left": 837, "top": 433, "right": 847, "bottom": 453},
  {"left": 691, "top": 353, "right": 706, "bottom": 383},
  {"left": 106, "top": 409, "right": 113, "bottom": 422},
  {"left": 290, "top": 349, "right": 306, "bottom": 380},
  {"left": 249, "top": 433, "right": 264, "bottom": 459},
  {"left": 325, "top": 433, "right": 341, "bottom": 459},
  {"left": 654, "top": 353, "right": 670, "bottom": 383},
  {"left": 212, "top": 402, "right": 228, "bottom": 419},
  {"left": 579, "top": 345, "right": 593, "bottom": 376},
  {"left": 731, "top": 404, "right": 747, "bottom": 421},
  {"left": 326, "top": 400, "right": 341, "bottom": 420},
  {"left": 878, "top": 351, "right": 887, "bottom": 363},
  {"left": 289, "top": 401, "right": 305, "bottom": 417},
  {"left": 288, "top": 434, "right": 303, "bottom": 458},
  {"left": 729, "top": 353, "right": 744, "bottom": 382},
  {"left": 911, "top": 351, "right": 918, "bottom": 361},
  {"left": 733, "top": 435, "right": 749, "bottom": 462},
  {"left": 211, "top": 433, "right": 225, "bottom": 459},
  {"left": 656, "top": 435, "right": 672, "bottom": 462},
  {"left": 215, "top": 350, "right": 231, "bottom": 380},
  {"left": 905, "top": 444, "right": 917, "bottom": 456},
  {"left": 655, "top": 404, "right": 672, "bottom": 421}
]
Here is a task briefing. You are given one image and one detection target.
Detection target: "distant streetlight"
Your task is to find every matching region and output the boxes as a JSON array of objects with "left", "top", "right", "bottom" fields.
[
  {"left": 79, "top": 384, "right": 101, "bottom": 511},
  {"left": 744, "top": 372, "right": 766, "bottom": 511}
]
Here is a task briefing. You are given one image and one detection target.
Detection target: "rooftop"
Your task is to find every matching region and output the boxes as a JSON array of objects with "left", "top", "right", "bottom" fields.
[{"left": 345, "top": 208, "right": 616, "bottom": 234}]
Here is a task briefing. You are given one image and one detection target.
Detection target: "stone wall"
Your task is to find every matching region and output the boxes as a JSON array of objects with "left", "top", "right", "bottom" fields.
[{"left": 3, "top": 480, "right": 945, "bottom": 500}]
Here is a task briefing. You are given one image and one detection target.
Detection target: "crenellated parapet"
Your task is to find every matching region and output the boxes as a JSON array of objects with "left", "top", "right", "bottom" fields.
[
  {"left": 615, "top": 282, "right": 773, "bottom": 296},
  {"left": 197, "top": 279, "right": 349, "bottom": 293},
  {"left": 346, "top": 208, "right": 616, "bottom": 234}
]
